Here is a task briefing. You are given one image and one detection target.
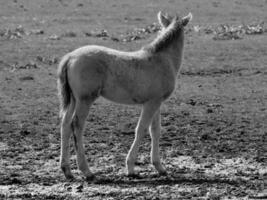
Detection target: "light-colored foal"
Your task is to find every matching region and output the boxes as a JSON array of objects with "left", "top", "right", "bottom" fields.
[{"left": 58, "top": 11, "right": 192, "bottom": 180}]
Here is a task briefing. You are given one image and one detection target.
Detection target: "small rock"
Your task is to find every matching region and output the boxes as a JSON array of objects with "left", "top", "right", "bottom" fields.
[
  {"left": 85, "top": 29, "right": 109, "bottom": 38},
  {"left": 19, "top": 76, "right": 34, "bottom": 81},
  {"left": 30, "top": 29, "right": 44, "bottom": 35},
  {"left": 206, "top": 108, "right": 213, "bottom": 113},
  {"left": 187, "top": 99, "right": 197, "bottom": 106},
  {"left": 111, "top": 37, "right": 120, "bottom": 42},
  {"left": 61, "top": 31, "right": 77, "bottom": 38},
  {"left": 48, "top": 34, "right": 60, "bottom": 40}
]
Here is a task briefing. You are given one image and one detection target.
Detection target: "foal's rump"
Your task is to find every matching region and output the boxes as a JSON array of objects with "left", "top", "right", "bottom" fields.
[{"left": 57, "top": 54, "right": 72, "bottom": 116}]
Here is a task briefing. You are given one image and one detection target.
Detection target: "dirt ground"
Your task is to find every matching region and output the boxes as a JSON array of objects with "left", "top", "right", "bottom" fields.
[{"left": 0, "top": 0, "right": 266, "bottom": 199}]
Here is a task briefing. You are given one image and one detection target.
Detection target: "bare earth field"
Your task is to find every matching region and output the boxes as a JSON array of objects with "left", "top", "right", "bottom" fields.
[{"left": 0, "top": 0, "right": 267, "bottom": 199}]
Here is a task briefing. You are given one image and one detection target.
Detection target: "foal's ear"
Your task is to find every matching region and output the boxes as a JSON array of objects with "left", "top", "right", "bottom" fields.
[
  {"left": 157, "top": 11, "right": 171, "bottom": 28},
  {"left": 181, "top": 12, "right": 193, "bottom": 26}
]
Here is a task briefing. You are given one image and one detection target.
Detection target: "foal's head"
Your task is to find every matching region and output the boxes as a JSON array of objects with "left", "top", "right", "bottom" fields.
[
  {"left": 145, "top": 12, "right": 192, "bottom": 54},
  {"left": 157, "top": 11, "right": 192, "bottom": 30}
]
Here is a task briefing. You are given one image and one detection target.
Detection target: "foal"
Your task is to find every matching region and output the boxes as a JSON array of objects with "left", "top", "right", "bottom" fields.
[{"left": 58, "top": 11, "right": 192, "bottom": 180}]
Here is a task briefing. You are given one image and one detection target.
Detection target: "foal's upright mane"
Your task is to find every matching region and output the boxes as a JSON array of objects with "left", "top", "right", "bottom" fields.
[{"left": 144, "top": 16, "right": 183, "bottom": 53}]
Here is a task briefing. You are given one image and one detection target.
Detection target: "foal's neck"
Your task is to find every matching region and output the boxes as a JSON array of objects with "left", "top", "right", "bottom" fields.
[{"left": 163, "top": 43, "right": 184, "bottom": 75}]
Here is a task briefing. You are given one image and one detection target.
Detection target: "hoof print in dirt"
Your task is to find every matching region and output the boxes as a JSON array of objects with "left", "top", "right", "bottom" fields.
[
  {"left": 76, "top": 184, "right": 84, "bottom": 193},
  {"left": 85, "top": 175, "right": 96, "bottom": 183},
  {"left": 20, "top": 129, "right": 31, "bottom": 136},
  {"left": 127, "top": 174, "right": 143, "bottom": 179},
  {"left": 65, "top": 174, "right": 75, "bottom": 182},
  {"left": 159, "top": 171, "right": 168, "bottom": 177}
]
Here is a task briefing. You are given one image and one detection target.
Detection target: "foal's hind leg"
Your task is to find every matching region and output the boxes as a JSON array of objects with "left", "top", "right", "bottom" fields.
[
  {"left": 126, "top": 101, "right": 161, "bottom": 176},
  {"left": 60, "top": 98, "right": 75, "bottom": 180},
  {"left": 71, "top": 98, "right": 95, "bottom": 181},
  {"left": 149, "top": 109, "right": 167, "bottom": 175}
]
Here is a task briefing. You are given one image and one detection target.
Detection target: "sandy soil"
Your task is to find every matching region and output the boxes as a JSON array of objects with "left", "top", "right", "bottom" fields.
[{"left": 0, "top": 0, "right": 266, "bottom": 199}]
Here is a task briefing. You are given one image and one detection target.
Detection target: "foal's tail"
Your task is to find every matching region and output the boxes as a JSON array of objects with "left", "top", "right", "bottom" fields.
[{"left": 57, "top": 54, "right": 72, "bottom": 118}]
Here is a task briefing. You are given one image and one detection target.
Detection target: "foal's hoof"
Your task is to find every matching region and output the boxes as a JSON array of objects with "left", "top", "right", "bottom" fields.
[{"left": 85, "top": 174, "right": 96, "bottom": 183}]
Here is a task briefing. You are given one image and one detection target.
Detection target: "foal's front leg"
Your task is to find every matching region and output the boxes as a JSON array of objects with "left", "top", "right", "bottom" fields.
[
  {"left": 126, "top": 101, "right": 161, "bottom": 176},
  {"left": 150, "top": 110, "right": 167, "bottom": 175}
]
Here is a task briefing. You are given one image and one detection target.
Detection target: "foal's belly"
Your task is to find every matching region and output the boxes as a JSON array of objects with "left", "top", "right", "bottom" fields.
[{"left": 100, "top": 87, "right": 148, "bottom": 105}]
